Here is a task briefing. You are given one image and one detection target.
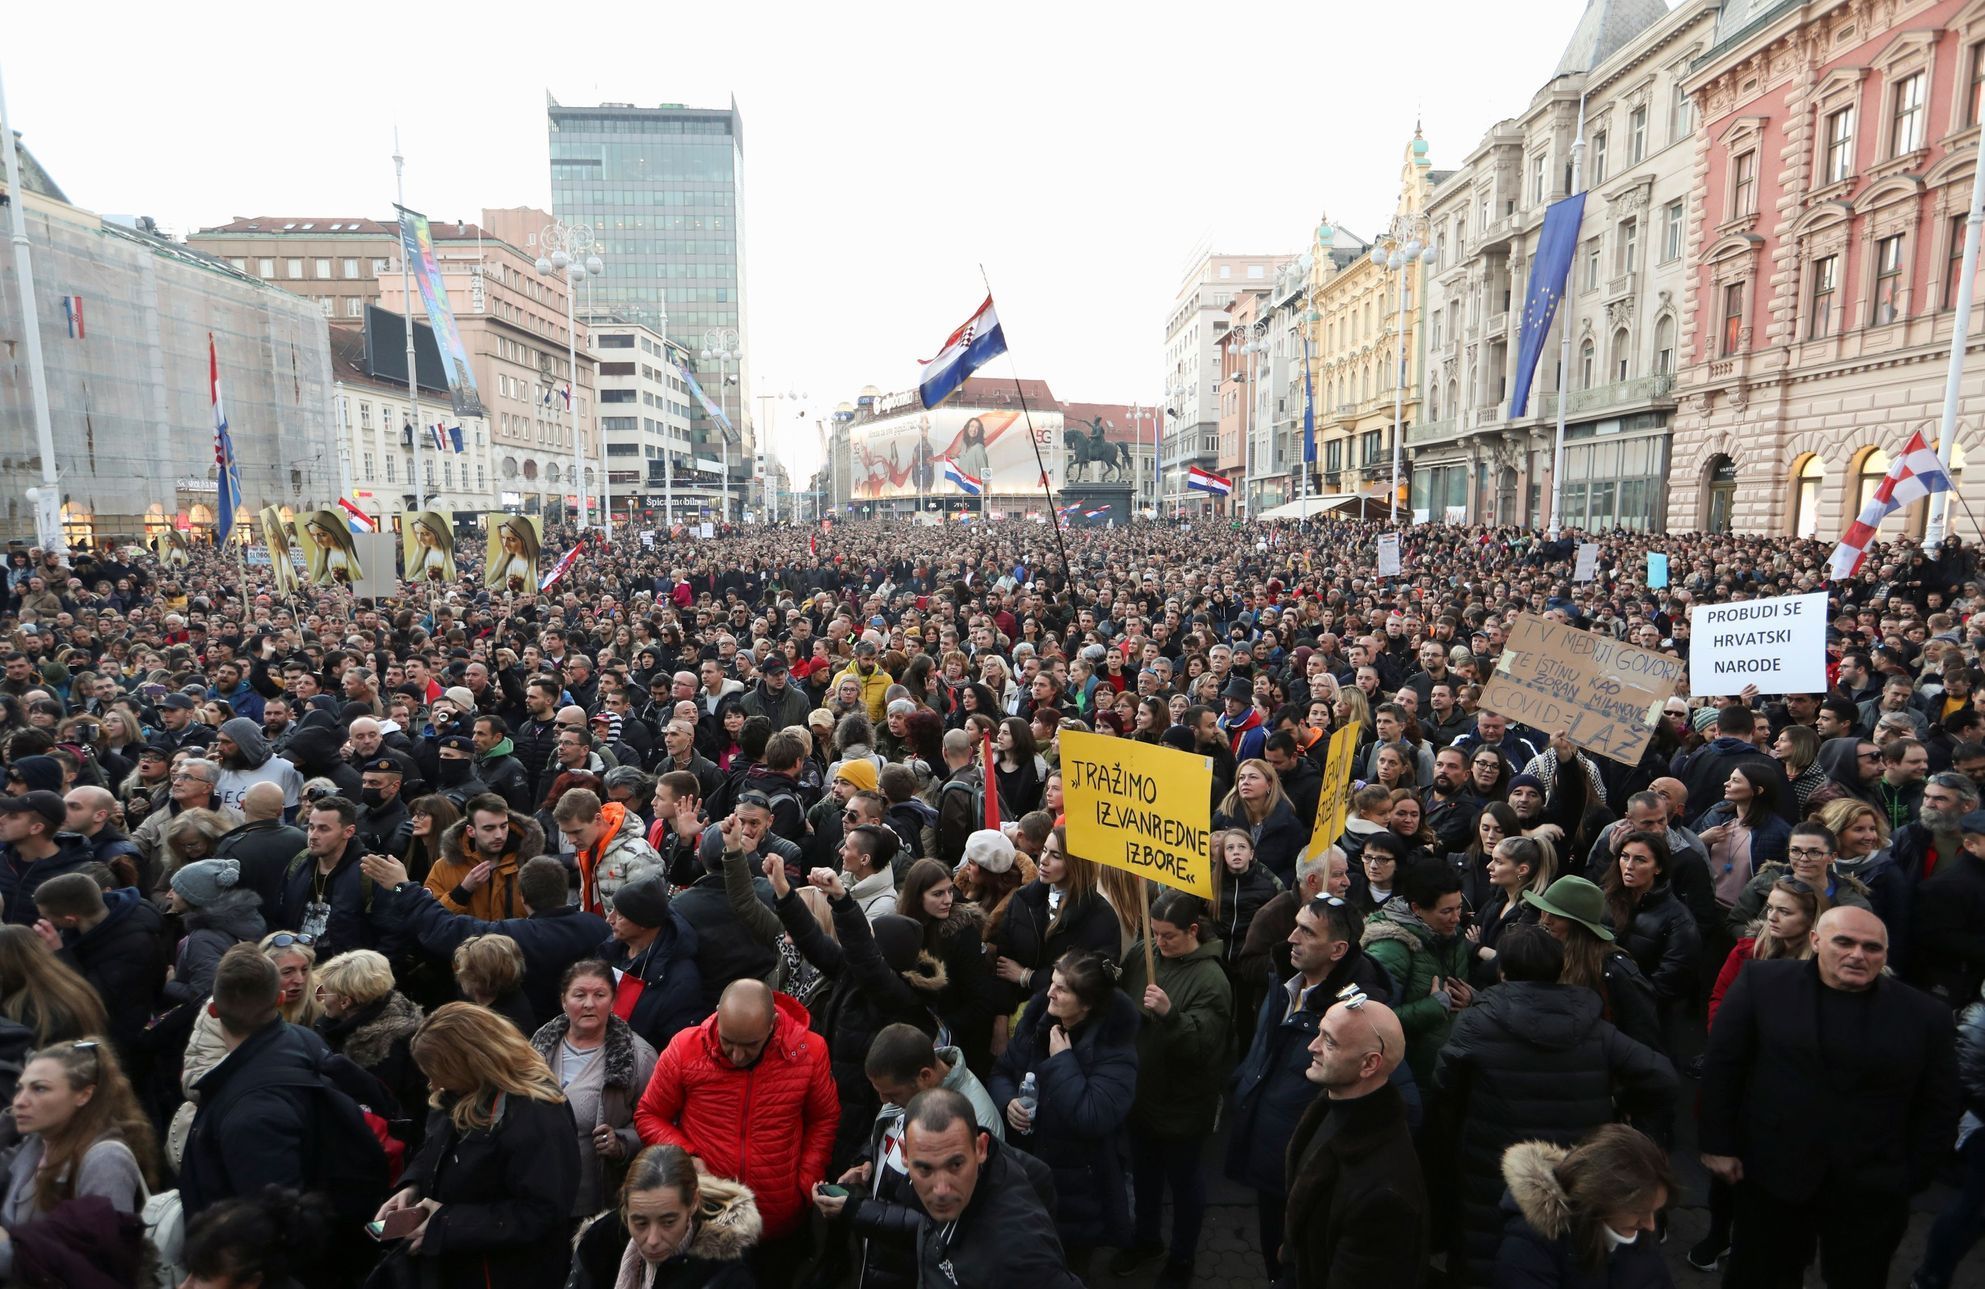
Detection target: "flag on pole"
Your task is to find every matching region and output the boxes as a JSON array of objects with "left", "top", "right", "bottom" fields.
[
  {"left": 1508, "top": 193, "right": 1588, "bottom": 418},
  {"left": 541, "top": 385, "right": 554, "bottom": 407},
  {"left": 560, "top": 384, "right": 571, "bottom": 409},
  {"left": 1084, "top": 507, "right": 1108, "bottom": 519},
  {"left": 448, "top": 425, "right": 465, "bottom": 454},
  {"left": 1186, "top": 465, "right": 1233, "bottom": 496},
  {"left": 429, "top": 424, "right": 450, "bottom": 452},
  {"left": 1301, "top": 331, "right": 1316, "bottom": 465},
  {"left": 541, "top": 537, "right": 587, "bottom": 592},
  {"left": 1829, "top": 431, "right": 1955, "bottom": 578},
  {"left": 336, "top": 497, "right": 379, "bottom": 533},
  {"left": 62, "top": 296, "right": 84, "bottom": 340},
  {"left": 979, "top": 728, "right": 1001, "bottom": 831},
  {"left": 941, "top": 459, "right": 983, "bottom": 496},
  {"left": 918, "top": 296, "right": 1008, "bottom": 409},
  {"left": 209, "top": 335, "right": 243, "bottom": 544}
]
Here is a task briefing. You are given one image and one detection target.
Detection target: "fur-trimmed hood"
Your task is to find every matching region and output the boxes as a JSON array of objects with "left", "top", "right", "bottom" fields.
[
  {"left": 329, "top": 991, "right": 423, "bottom": 1072},
  {"left": 941, "top": 900, "right": 985, "bottom": 941},
  {"left": 901, "top": 949, "right": 949, "bottom": 997},
  {"left": 440, "top": 807, "right": 545, "bottom": 866},
  {"left": 1501, "top": 1140, "right": 1573, "bottom": 1240},
  {"left": 684, "top": 1175, "right": 763, "bottom": 1260}
]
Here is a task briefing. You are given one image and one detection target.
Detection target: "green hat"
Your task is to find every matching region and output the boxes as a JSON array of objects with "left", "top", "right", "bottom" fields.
[{"left": 1521, "top": 876, "right": 1614, "bottom": 941}]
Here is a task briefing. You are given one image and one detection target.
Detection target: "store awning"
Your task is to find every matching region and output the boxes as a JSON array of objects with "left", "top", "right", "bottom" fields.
[{"left": 1258, "top": 493, "right": 1391, "bottom": 520}]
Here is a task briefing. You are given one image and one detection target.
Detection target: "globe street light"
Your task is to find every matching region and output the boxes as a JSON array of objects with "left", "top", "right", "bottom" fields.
[
  {"left": 534, "top": 219, "right": 603, "bottom": 530},
  {"left": 1369, "top": 210, "right": 1431, "bottom": 525}
]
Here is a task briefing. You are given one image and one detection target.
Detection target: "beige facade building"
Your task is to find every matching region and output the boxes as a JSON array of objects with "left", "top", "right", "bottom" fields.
[
  {"left": 1669, "top": 0, "right": 1985, "bottom": 537},
  {"left": 189, "top": 210, "right": 599, "bottom": 522},
  {"left": 1413, "top": 0, "right": 1713, "bottom": 529},
  {"left": 1162, "top": 252, "right": 1291, "bottom": 511}
]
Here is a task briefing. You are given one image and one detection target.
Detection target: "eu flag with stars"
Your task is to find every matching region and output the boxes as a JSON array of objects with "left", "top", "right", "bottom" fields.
[{"left": 1508, "top": 193, "right": 1587, "bottom": 419}]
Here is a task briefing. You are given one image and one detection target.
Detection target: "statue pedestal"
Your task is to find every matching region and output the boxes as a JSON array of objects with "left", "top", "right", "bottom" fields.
[{"left": 1058, "top": 482, "right": 1134, "bottom": 526}]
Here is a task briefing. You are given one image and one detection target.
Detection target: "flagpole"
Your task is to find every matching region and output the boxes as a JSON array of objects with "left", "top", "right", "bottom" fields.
[
  {"left": 1547, "top": 93, "right": 1588, "bottom": 542},
  {"left": 395, "top": 130, "right": 425, "bottom": 515},
  {"left": 1925, "top": 122, "right": 1985, "bottom": 545},
  {"left": 0, "top": 66, "right": 64, "bottom": 555},
  {"left": 978, "top": 266, "right": 1072, "bottom": 589}
]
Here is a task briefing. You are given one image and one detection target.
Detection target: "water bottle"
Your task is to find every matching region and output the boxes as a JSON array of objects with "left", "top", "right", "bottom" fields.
[{"left": 1015, "top": 1072, "right": 1038, "bottom": 1124}]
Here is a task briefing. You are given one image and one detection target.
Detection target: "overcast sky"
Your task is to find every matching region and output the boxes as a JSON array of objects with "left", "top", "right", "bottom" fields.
[{"left": 9, "top": 0, "right": 1596, "bottom": 476}]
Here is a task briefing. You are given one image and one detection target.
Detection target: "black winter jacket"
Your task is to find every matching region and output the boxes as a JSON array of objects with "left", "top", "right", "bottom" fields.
[
  {"left": 57, "top": 886, "right": 164, "bottom": 1057},
  {"left": 987, "top": 880, "right": 1122, "bottom": 1014},
  {"left": 179, "top": 1021, "right": 333, "bottom": 1216},
  {"left": 1433, "top": 981, "right": 1678, "bottom": 1288},
  {"left": 1605, "top": 884, "right": 1700, "bottom": 1007},
  {"left": 1213, "top": 800, "right": 1305, "bottom": 887},
  {"left": 402, "top": 1092, "right": 580, "bottom": 1289},
  {"left": 1216, "top": 861, "right": 1285, "bottom": 969}
]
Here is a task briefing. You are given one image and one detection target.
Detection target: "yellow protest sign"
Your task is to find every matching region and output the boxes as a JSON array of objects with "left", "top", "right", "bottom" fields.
[
  {"left": 1061, "top": 731, "right": 1214, "bottom": 899},
  {"left": 1306, "top": 722, "right": 1361, "bottom": 863}
]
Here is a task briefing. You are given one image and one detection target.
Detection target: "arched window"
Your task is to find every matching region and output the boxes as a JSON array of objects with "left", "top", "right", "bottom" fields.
[
  {"left": 1612, "top": 327, "right": 1632, "bottom": 382},
  {"left": 1791, "top": 454, "right": 1826, "bottom": 538},
  {"left": 1856, "top": 448, "right": 1891, "bottom": 518},
  {"left": 1446, "top": 380, "right": 1458, "bottom": 417},
  {"left": 1579, "top": 338, "right": 1596, "bottom": 389},
  {"left": 1653, "top": 315, "right": 1676, "bottom": 375}
]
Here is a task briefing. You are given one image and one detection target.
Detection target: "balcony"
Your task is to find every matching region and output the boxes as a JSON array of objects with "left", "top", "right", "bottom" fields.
[
  {"left": 1484, "top": 311, "right": 1508, "bottom": 338},
  {"left": 1406, "top": 417, "right": 1460, "bottom": 446},
  {"left": 1533, "top": 373, "right": 1676, "bottom": 419}
]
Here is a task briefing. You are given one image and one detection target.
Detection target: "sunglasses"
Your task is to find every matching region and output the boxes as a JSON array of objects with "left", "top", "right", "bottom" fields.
[{"left": 266, "top": 933, "right": 316, "bottom": 949}]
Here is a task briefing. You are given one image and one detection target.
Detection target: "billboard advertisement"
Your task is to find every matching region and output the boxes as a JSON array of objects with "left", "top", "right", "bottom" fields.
[{"left": 850, "top": 407, "right": 1064, "bottom": 501}]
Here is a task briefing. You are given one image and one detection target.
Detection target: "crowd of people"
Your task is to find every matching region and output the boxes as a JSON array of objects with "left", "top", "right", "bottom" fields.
[{"left": 0, "top": 512, "right": 1975, "bottom": 1289}]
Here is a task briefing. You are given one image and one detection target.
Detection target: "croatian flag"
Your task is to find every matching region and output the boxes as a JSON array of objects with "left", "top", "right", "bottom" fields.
[
  {"left": 210, "top": 335, "right": 243, "bottom": 544},
  {"left": 941, "top": 458, "right": 983, "bottom": 495},
  {"left": 1829, "top": 431, "right": 1955, "bottom": 578},
  {"left": 1084, "top": 507, "right": 1108, "bottom": 519},
  {"left": 560, "top": 384, "right": 572, "bottom": 409},
  {"left": 337, "top": 498, "right": 379, "bottom": 533},
  {"left": 1186, "top": 465, "right": 1233, "bottom": 496},
  {"left": 429, "top": 424, "right": 450, "bottom": 452},
  {"left": 918, "top": 295, "right": 1007, "bottom": 410},
  {"left": 541, "top": 542, "right": 584, "bottom": 592},
  {"left": 63, "top": 296, "right": 84, "bottom": 340}
]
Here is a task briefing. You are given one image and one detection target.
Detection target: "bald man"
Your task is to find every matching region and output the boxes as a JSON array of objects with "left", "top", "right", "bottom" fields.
[
  {"left": 1700, "top": 906, "right": 1958, "bottom": 1284},
  {"left": 62, "top": 785, "right": 143, "bottom": 884},
  {"left": 1282, "top": 996, "right": 1427, "bottom": 1286},
  {"left": 634, "top": 977, "right": 839, "bottom": 1272},
  {"left": 213, "top": 780, "right": 307, "bottom": 928}
]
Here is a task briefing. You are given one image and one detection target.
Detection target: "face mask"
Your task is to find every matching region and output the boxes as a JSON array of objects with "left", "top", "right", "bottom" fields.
[
  {"left": 360, "top": 787, "right": 388, "bottom": 808},
  {"left": 438, "top": 761, "right": 471, "bottom": 787}
]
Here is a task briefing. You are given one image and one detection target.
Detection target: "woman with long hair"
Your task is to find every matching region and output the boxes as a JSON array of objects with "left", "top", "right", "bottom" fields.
[
  {"left": 1214, "top": 828, "right": 1283, "bottom": 971},
  {"left": 1453, "top": 800, "right": 1522, "bottom": 909},
  {"left": 0, "top": 1039, "right": 157, "bottom": 1227},
  {"left": 1468, "top": 745, "right": 1513, "bottom": 803},
  {"left": 569, "top": 1143, "right": 761, "bottom": 1289},
  {"left": 1372, "top": 740, "right": 1418, "bottom": 792},
  {"left": 993, "top": 716, "right": 1043, "bottom": 817},
  {"left": 529, "top": 960, "right": 658, "bottom": 1218},
  {"left": 1213, "top": 758, "right": 1304, "bottom": 887},
  {"left": 991, "top": 825, "right": 1121, "bottom": 1010},
  {"left": 1385, "top": 790, "right": 1440, "bottom": 864},
  {"left": 1523, "top": 876, "right": 1665, "bottom": 1055},
  {"left": 402, "top": 794, "right": 462, "bottom": 886},
  {"left": 1466, "top": 835, "right": 1556, "bottom": 983},
  {"left": 1600, "top": 830, "right": 1700, "bottom": 1016},
  {"left": 260, "top": 931, "right": 321, "bottom": 1027},
  {"left": 1816, "top": 796, "right": 1910, "bottom": 934},
  {"left": 899, "top": 857, "right": 997, "bottom": 1075},
  {"left": 375, "top": 1002, "right": 579, "bottom": 1289},
  {"left": 1498, "top": 1125, "right": 1674, "bottom": 1285},
  {"left": 989, "top": 950, "right": 1140, "bottom": 1276},
  {"left": 1693, "top": 765, "right": 1792, "bottom": 906},
  {"left": 0, "top": 926, "right": 108, "bottom": 1046}
]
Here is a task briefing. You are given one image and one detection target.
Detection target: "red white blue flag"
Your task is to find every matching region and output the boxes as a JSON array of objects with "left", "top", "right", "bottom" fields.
[
  {"left": 918, "top": 296, "right": 1007, "bottom": 410},
  {"left": 941, "top": 458, "right": 983, "bottom": 496},
  {"left": 1186, "top": 465, "right": 1233, "bottom": 496},
  {"left": 1829, "top": 431, "right": 1954, "bottom": 578},
  {"left": 540, "top": 542, "right": 584, "bottom": 592}
]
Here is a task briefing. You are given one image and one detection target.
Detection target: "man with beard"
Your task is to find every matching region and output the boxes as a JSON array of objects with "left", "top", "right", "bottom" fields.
[
  {"left": 1264, "top": 732, "right": 1323, "bottom": 832},
  {"left": 469, "top": 715, "right": 532, "bottom": 812},
  {"left": 259, "top": 695, "right": 295, "bottom": 756},
  {"left": 740, "top": 654, "right": 809, "bottom": 731},
  {"left": 1506, "top": 774, "right": 1550, "bottom": 833},
  {"left": 1420, "top": 746, "right": 1481, "bottom": 857},
  {"left": 1281, "top": 994, "right": 1426, "bottom": 1288},
  {"left": 210, "top": 718, "right": 304, "bottom": 817},
  {"left": 512, "top": 677, "right": 564, "bottom": 803}
]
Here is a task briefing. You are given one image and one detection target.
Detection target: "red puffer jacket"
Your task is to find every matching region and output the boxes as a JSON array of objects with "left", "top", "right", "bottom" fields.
[{"left": 634, "top": 990, "right": 839, "bottom": 1237}]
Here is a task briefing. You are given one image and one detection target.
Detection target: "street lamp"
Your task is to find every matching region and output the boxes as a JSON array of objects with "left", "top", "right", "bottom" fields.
[
  {"left": 700, "top": 328, "right": 741, "bottom": 524},
  {"left": 1369, "top": 210, "right": 1431, "bottom": 525},
  {"left": 533, "top": 220, "right": 603, "bottom": 530},
  {"left": 1228, "top": 327, "right": 1267, "bottom": 520}
]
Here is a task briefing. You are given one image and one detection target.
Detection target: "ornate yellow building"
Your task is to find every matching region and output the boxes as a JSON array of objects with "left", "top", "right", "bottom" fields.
[{"left": 1309, "top": 132, "right": 1442, "bottom": 510}]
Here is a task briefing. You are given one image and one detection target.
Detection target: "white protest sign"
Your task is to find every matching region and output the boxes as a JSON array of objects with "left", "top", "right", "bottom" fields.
[
  {"left": 1574, "top": 542, "right": 1598, "bottom": 583},
  {"left": 1376, "top": 533, "right": 1401, "bottom": 576},
  {"left": 1688, "top": 592, "right": 1828, "bottom": 697},
  {"left": 698, "top": 522, "right": 714, "bottom": 539}
]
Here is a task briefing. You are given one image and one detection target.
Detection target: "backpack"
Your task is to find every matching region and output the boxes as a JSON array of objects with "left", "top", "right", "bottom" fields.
[
  {"left": 142, "top": 1188, "right": 185, "bottom": 1289},
  {"left": 264, "top": 1051, "right": 395, "bottom": 1225}
]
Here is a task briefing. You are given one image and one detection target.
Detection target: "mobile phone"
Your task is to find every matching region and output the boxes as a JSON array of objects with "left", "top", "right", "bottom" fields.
[
  {"left": 368, "top": 1208, "right": 428, "bottom": 1240},
  {"left": 815, "top": 1183, "right": 849, "bottom": 1199}
]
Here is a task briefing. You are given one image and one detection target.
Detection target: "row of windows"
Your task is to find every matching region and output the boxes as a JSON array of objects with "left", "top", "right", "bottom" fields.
[
  {"left": 1801, "top": 215, "right": 1973, "bottom": 342},
  {"left": 234, "top": 255, "right": 388, "bottom": 281},
  {"left": 551, "top": 115, "right": 734, "bottom": 136}
]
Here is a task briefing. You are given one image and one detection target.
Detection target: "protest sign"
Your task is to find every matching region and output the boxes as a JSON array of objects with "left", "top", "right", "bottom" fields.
[
  {"left": 1647, "top": 552, "right": 1669, "bottom": 588},
  {"left": 1377, "top": 533, "right": 1401, "bottom": 576},
  {"left": 1574, "top": 542, "right": 1598, "bottom": 583},
  {"left": 1481, "top": 614, "right": 1683, "bottom": 766},
  {"left": 1305, "top": 722, "right": 1362, "bottom": 863},
  {"left": 1061, "top": 731, "right": 1214, "bottom": 900},
  {"left": 698, "top": 522, "right": 715, "bottom": 539},
  {"left": 1689, "top": 592, "right": 1827, "bottom": 696}
]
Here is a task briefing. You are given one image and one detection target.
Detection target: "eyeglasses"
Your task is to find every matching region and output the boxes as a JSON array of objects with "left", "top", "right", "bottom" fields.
[
  {"left": 1787, "top": 846, "right": 1833, "bottom": 860},
  {"left": 266, "top": 933, "right": 315, "bottom": 949}
]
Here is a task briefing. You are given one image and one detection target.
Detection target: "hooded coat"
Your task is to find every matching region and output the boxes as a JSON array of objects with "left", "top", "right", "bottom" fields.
[
  {"left": 283, "top": 718, "right": 361, "bottom": 799},
  {"left": 1118, "top": 935, "right": 1234, "bottom": 1137},
  {"left": 211, "top": 717, "right": 304, "bottom": 815},
  {"left": 56, "top": 885, "right": 164, "bottom": 1055},
  {"left": 402, "top": 1089, "right": 580, "bottom": 1289},
  {"left": 575, "top": 800, "right": 663, "bottom": 915},
  {"left": 1493, "top": 1140, "right": 1672, "bottom": 1289},
  {"left": 1432, "top": 982, "right": 1678, "bottom": 1287},
  {"left": 567, "top": 1174, "right": 761, "bottom": 1289},
  {"left": 162, "top": 890, "right": 266, "bottom": 1006},
  {"left": 1361, "top": 898, "right": 1473, "bottom": 1083},
  {"left": 988, "top": 989, "right": 1140, "bottom": 1251},
  {"left": 597, "top": 914, "right": 705, "bottom": 1054},
  {"left": 1605, "top": 883, "right": 1701, "bottom": 1008},
  {"left": 424, "top": 808, "right": 545, "bottom": 922},
  {"left": 316, "top": 990, "right": 425, "bottom": 1142}
]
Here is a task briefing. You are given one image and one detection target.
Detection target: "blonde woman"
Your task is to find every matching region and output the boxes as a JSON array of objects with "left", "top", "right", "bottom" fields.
[
  {"left": 1213, "top": 758, "right": 1304, "bottom": 886},
  {"left": 259, "top": 930, "right": 321, "bottom": 1027},
  {"left": 450, "top": 934, "right": 534, "bottom": 1036},
  {"left": 1815, "top": 796, "right": 1906, "bottom": 932},
  {"left": 374, "top": 1002, "right": 579, "bottom": 1286}
]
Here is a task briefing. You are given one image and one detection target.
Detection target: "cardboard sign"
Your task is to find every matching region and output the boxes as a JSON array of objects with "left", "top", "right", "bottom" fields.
[
  {"left": 1377, "top": 533, "right": 1402, "bottom": 576},
  {"left": 1481, "top": 614, "right": 1683, "bottom": 766},
  {"left": 1689, "top": 592, "right": 1828, "bottom": 697},
  {"left": 1647, "top": 552, "right": 1669, "bottom": 589},
  {"left": 1061, "top": 731, "right": 1214, "bottom": 898},
  {"left": 1574, "top": 542, "right": 1598, "bottom": 583},
  {"left": 1305, "top": 721, "right": 1362, "bottom": 863}
]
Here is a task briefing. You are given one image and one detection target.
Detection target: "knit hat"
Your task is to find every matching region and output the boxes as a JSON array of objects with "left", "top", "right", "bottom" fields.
[
  {"left": 834, "top": 759, "right": 879, "bottom": 793},
  {"left": 1508, "top": 774, "right": 1547, "bottom": 795},
  {"left": 610, "top": 874, "right": 670, "bottom": 928},
  {"left": 871, "top": 915, "right": 924, "bottom": 973},
  {"left": 442, "top": 686, "right": 477, "bottom": 714},
  {"left": 1690, "top": 706, "right": 1721, "bottom": 734},
  {"left": 7, "top": 755, "right": 63, "bottom": 795},
  {"left": 963, "top": 828, "right": 1016, "bottom": 874},
  {"left": 171, "top": 858, "right": 243, "bottom": 909}
]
